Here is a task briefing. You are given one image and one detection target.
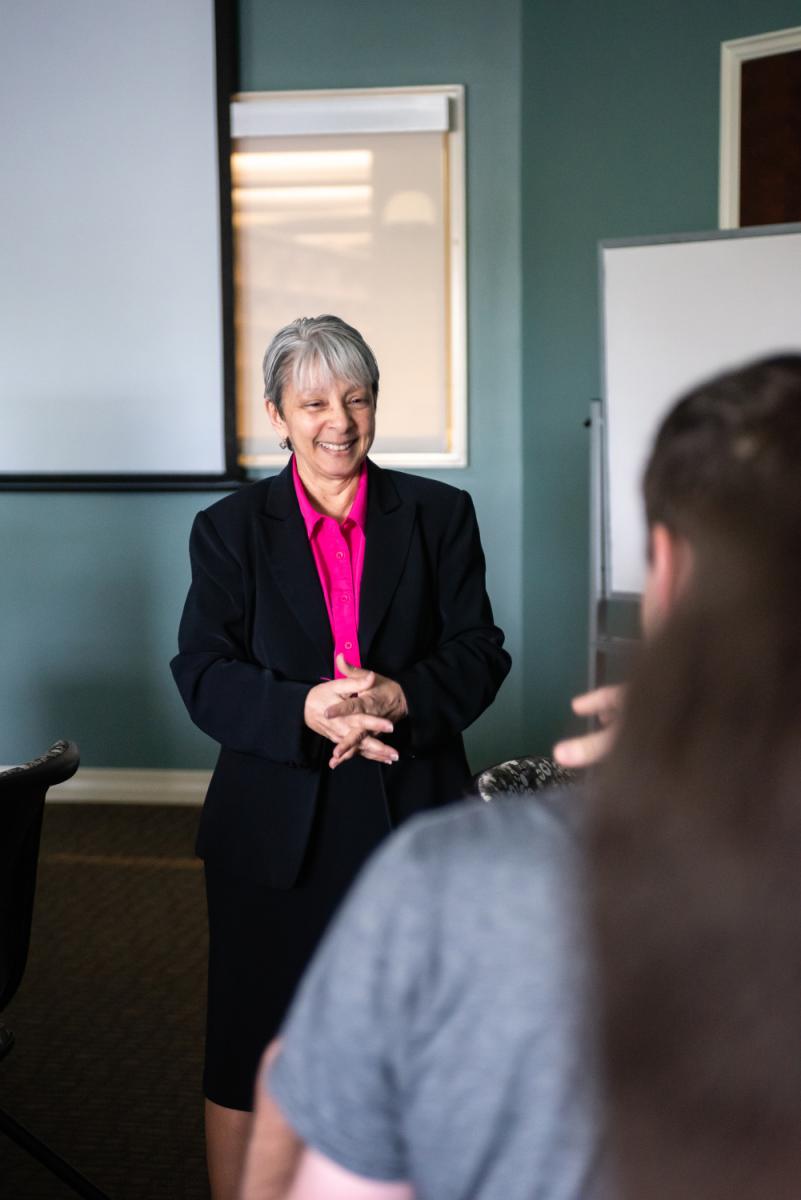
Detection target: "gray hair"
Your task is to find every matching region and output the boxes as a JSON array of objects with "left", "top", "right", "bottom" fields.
[{"left": 262, "top": 315, "right": 380, "bottom": 415}]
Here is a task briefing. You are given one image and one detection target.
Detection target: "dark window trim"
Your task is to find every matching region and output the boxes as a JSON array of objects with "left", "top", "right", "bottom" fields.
[{"left": 0, "top": 474, "right": 242, "bottom": 493}]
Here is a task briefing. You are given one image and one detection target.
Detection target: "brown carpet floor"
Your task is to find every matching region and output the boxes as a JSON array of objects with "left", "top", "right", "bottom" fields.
[{"left": 0, "top": 804, "right": 209, "bottom": 1199}]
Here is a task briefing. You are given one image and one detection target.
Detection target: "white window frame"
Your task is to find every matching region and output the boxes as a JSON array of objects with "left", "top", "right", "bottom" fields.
[
  {"left": 230, "top": 85, "right": 468, "bottom": 469},
  {"left": 719, "top": 25, "right": 801, "bottom": 229}
]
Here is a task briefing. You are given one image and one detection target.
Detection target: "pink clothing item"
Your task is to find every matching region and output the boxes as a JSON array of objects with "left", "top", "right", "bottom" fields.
[{"left": 292, "top": 458, "right": 368, "bottom": 679}]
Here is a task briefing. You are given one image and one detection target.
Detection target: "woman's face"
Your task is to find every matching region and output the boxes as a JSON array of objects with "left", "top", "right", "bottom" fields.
[{"left": 267, "top": 369, "right": 376, "bottom": 489}]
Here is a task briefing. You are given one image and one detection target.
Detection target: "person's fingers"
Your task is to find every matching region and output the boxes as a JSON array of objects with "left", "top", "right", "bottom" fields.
[
  {"left": 328, "top": 713, "right": 393, "bottom": 747},
  {"left": 325, "top": 689, "right": 393, "bottom": 719},
  {"left": 335, "top": 654, "right": 375, "bottom": 689},
  {"left": 328, "top": 727, "right": 364, "bottom": 766},
  {"left": 345, "top": 713, "right": 392, "bottom": 735},
  {"left": 331, "top": 738, "right": 398, "bottom": 769},
  {"left": 552, "top": 725, "right": 616, "bottom": 769},
  {"left": 332, "top": 727, "right": 364, "bottom": 753},
  {"left": 327, "top": 714, "right": 392, "bottom": 736},
  {"left": 324, "top": 691, "right": 386, "bottom": 719},
  {"left": 336, "top": 652, "right": 363, "bottom": 675},
  {"left": 357, "top": 737, "right": 398, "bottom": 764},
  {"left": 570, "top": 684, "right": 624, "bottom": 720},
  {"left": 324, "top": 697, "right": 366, "bottom": 720},
  {"left": 329, "top": 745, "right": 359, "bottom": 768},
  {"left": 329, "top": 718, "right": 399, "bottom": 766}
]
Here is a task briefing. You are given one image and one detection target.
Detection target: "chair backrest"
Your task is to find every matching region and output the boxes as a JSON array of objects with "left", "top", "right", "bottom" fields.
[
  {"left": 474, "top": 754, "right": 575, "bottom": 802},
  {"left": 0, "top": 741, "right": 80, "bottom": 1012}
]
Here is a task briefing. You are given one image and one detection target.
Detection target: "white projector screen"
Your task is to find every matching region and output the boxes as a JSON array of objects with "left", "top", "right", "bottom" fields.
[
  {"left": 601, "top": 225, "right": 801, "bottom": 596},
  {"left": 0, "top": 0, "right": 228, "bottom": 482}
]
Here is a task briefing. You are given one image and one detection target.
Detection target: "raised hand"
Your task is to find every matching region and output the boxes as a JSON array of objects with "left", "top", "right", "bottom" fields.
[{"left": 552, "top": 684, "right": 626, "bottom": 769}]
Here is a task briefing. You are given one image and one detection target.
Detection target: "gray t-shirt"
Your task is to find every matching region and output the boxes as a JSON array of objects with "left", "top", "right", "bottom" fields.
[{"left": 269, "top": 789, "right": 604, "bottom": 1200}]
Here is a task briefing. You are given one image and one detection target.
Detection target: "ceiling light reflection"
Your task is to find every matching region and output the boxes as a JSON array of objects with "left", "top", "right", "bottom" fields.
[{"left": 231, "top": 149, "right": 373, "bottom": 185}]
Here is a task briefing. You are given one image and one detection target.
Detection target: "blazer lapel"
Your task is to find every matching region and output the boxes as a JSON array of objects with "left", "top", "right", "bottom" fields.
[
  {"left": 254, "top": 463, "right": 333, "bottom": 667},
  {"left": 359, "top": 460, "right": 416, "bottom": 660}
]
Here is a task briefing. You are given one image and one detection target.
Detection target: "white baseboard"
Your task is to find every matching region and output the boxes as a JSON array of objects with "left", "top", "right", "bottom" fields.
[{"left": 39, "top": 767, "right": 210, "bottom": 806}]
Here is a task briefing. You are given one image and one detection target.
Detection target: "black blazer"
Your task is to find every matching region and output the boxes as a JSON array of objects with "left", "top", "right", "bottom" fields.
[{"left": 171, "top": 459, "right": 511, "bottom": 887}]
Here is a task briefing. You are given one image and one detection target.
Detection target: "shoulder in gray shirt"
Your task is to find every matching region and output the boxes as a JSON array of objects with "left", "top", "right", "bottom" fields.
[{"left": 269, "top": 789, "right": 604, "bottom": 1200}]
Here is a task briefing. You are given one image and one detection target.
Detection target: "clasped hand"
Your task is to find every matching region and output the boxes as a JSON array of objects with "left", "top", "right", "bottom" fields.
[{"left": 304, "top": 654, "right": 408, "bottom": 770}]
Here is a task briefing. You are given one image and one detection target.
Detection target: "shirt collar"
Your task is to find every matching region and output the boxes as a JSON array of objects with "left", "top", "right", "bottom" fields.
[
  {"left": 292, "top": 456, "right": 368, "bottom": 535},
  {"left": 347, "top": 463, "right": 368, "bottom": 530}
]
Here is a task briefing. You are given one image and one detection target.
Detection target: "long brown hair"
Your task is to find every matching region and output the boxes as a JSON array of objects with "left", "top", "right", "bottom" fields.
[{"left": 589, "top": 497, "right": 801, "bottom": 1200}]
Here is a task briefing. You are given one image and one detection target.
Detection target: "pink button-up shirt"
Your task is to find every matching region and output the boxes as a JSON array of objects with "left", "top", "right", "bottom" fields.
[{"left": 293, "top": 458, "right": 367, "bottom": 679}]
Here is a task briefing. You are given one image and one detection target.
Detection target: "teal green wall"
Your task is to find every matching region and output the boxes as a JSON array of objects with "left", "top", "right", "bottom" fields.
[
  {"left": 1, "top": 491, "right": 221, "bottom": 767},
  {"left": 3, "top": 0, "right": 797, "bottom": 770},
  {"left": 520, "top": 0, "right": 801, "bottom": 751},
  {"left": 0, "top": 0, "right": 524, "bottom": 772},
  {"left": 237, "top": 0, "right": 525, "bottom": 772}
]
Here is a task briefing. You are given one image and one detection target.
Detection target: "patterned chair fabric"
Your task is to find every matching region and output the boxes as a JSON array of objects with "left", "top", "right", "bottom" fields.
[
  {"left": 0, "top": 740, "right": 73, "bottom": 780},
  {"left": 474, "top": 755, "right": 575, "bottom": 802}
]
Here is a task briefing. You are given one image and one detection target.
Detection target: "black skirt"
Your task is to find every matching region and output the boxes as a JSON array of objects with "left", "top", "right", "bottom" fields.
[{"left": 203, "top": 756, "right": 393, "bottom": 1111}]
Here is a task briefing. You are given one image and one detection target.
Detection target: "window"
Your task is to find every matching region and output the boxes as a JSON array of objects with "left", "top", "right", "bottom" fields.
[{"left": 230, "top": 86, "right": 467, "bottom": 468}]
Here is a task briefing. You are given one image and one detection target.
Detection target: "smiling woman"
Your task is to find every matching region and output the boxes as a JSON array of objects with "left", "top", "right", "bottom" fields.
[
  {"left": 264, "top": 317, "right": 378, "bottom": 497},
  {"left": 171, "top": 314, "right": 511, "bottom": 1200},
  {"left": 270, "top": 379, "right": 374, "bottom": 477}
]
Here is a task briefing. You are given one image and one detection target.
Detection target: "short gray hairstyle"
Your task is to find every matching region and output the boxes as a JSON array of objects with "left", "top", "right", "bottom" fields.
[{"left": 262, "top": 315, "right": 380, "bottom": 414}]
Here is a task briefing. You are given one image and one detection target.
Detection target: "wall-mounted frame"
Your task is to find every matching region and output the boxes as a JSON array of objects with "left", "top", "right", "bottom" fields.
[
  {"left": 229, "top": 86, "right": 468, "bottom": 470},
  {"left": 590, "top": 222, "right": 801, "bottom": 688},
  {"left": 0, "top": 0, "right": 242, "bottom": 492},
  {"left": 719, "top": 24, "right": 801, "bottom": 230}
]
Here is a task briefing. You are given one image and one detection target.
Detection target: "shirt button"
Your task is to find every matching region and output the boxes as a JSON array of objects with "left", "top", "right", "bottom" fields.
[
  {"left": 336, "top": 551, "right": 344, "bottom": 559},
  {"left": 344, "top": 641, "right": 353, "bottom": 650},
  {"left": 341, "top": 593, "right": 349, "bottom": 602}
]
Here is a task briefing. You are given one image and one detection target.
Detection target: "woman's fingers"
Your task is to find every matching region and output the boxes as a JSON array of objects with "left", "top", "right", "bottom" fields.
[
  {"left": 329, "top": 734, "right": 398, "bottom": 769},
  {"left": 319, "top": 668, "right": 379, "bottom": 718},
  {"left": 327, "top": 660, "right": 408, "bottom": 724},
  {"left": 305, "top": 680, "right": 386, "bottom": 738},
  {"left": 357, "top": 737, "right": 399, "bottom": 764},
  {"left": 349, "top": 713, "right": 393, "bottom": 735},
  {"left": 324, "top": 692, "right": 386, "bottom": 719},
  {"left": 335, "top": 655, "right": 376, "bottom": 688},
  {"left": 328, "top": 726, "right": 367, "bottom": 768},
  {"left": 328, "top": 717, "right": 399, "bottom": 768},
  {"left": 324, "top": 696, "right": 366, "bottom": 719},
  {"left": 328, "top": 744, "right": 359, "bottom": 768},
  {"left": 325, "top": 681, "right": 405, "bottom": 722},
  {"left": 327, "top": 713, "right": 393, "bottom": 743}
]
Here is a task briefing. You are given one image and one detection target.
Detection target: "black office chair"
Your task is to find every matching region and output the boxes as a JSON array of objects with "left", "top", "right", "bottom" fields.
[{"left": 0, "top": 740, "right": 111, "bottom": 1199}]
